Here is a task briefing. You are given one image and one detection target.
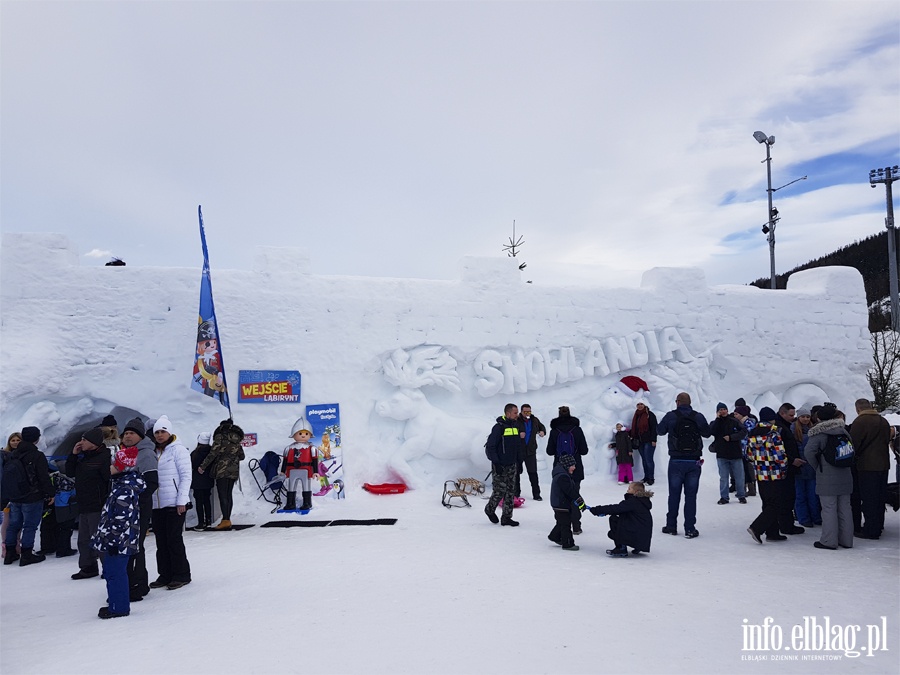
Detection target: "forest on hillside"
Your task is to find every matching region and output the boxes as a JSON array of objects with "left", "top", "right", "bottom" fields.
[{"left": 750, "top": 230, "right": 893, "bottom": 331}]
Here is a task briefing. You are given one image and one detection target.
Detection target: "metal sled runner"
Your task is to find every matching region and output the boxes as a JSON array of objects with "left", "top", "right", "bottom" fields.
[
  {"left": 249, "top": 451, "right": 287, "bottom": 513},
  {"left": 441, "top": 477, "right": 485, "bottom": 509}
]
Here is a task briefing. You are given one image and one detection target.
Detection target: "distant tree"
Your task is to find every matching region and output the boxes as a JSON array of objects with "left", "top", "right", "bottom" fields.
[{"left": 868, "top": 330, "right": 900, "bottom": 411}]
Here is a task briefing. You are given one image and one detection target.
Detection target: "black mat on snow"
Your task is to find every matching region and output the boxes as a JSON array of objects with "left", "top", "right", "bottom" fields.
[
  {"left": 197, "top": 524, "right": 255, "bottom": 531},
  {"left": 261, "top": 518, "right": 397, "bottom": 528}
]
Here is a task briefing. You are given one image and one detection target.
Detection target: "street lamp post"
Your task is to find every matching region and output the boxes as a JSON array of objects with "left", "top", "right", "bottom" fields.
[
  {"left": 870, "top": 165, "right": 900, "bottom": 331},
  {"left": 754, "top": 131, "right": 777, "bottom": 289}
]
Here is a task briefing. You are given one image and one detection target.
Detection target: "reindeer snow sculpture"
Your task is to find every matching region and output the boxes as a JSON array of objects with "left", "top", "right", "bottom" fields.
[{"left": 375, "top": 347, "right": 488, "bottom": 489}]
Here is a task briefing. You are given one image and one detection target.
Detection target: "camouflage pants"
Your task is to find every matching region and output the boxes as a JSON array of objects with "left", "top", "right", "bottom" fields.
[{"left": 487, "top": 464, "right": 517, "bottom": 521}]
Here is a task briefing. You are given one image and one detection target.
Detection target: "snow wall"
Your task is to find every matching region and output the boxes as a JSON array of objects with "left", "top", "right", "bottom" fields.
[{"left": 0, "top": 232, "right": 873, "bottom": 490}]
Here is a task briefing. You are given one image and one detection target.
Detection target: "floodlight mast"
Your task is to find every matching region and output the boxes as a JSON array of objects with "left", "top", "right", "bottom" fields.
[
  {"left": 754, "top": 131, "right": 777, "bottom": 289},
  {"left": 870, "top": 165, "right": 900, "bottom": 330}
]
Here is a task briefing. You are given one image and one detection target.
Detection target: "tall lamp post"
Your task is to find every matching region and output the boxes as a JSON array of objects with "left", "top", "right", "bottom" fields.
[
  {"left": 870, "top": 165, "right": 900, "bottom": 331},
  {"left": 754, "top": 131, "right": 777, "bottom": 289}
]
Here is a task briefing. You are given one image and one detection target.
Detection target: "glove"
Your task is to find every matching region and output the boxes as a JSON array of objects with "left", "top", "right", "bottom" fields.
[
  {"left": 574, "top": 497, "right": 587, "bottom": 511},
  {"left": 589, "top": 506, "right": 605, "bottom": 517}
]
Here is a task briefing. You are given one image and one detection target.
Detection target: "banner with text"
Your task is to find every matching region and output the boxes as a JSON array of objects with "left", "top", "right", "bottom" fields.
[{"left": 238, "top": 370, "right": 302, "bottom": 403}]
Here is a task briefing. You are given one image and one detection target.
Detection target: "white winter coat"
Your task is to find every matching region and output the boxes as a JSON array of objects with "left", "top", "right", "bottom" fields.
[{"left": 153, "top": 437, "right": 192, "bottom": 508}]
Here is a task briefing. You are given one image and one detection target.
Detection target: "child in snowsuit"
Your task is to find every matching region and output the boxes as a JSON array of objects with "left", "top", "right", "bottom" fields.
[
  {"left": 91, "top": 453, "right": 145, "bottom": 619},
  {"left": 611, "top": 422, "right": 634, "bottom": 484},
  {"left": 548, "top": 454, "right": 586, "bottom": 551},
  {"left": 590, "top": 482, "right": 654, "bottom": 557}
]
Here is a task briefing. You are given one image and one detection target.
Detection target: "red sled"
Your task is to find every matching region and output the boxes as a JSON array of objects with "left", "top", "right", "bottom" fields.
[{"left": 363, "top": 482, "right": 407, "bottom": 494}]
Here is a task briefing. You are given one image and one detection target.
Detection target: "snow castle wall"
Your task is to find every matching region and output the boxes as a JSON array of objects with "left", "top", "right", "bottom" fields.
[{"left": 0, "top": 233, "right": 872, "bottom": 489}]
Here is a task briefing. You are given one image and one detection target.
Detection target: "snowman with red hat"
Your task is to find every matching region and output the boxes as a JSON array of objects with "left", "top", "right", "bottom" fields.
[{"left": 588, "top": 375, "right": 650, "bottom": 479}]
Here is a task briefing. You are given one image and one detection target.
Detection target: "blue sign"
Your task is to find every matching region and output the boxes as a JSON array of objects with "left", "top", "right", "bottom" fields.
[{"left": 238, "top": 370, "right": 301, "bottom": 403}]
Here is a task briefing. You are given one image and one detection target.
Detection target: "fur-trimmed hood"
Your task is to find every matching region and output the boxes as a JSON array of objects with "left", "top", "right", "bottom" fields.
[{"left": 808, "top": 418, "right": 847, "bottom": 437}]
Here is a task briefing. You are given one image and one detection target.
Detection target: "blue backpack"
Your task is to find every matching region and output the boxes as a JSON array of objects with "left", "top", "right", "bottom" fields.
[{"left": 556, "top": 430, "right": 576, "bottom": 457}]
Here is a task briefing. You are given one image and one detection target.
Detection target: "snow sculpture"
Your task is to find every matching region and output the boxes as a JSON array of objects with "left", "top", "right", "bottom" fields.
[{"left": 375, "top": 347, "right": 487, "bottom": 489}]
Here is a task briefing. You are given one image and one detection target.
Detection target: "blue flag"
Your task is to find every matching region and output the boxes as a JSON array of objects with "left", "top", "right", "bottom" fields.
[{"left": 191, "top": 206, "right": 231, "bottom": 412}]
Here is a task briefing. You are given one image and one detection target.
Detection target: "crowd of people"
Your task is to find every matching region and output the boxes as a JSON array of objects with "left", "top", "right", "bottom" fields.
[
  {"left": 1, "top": 414, "right": 246, "bottom": 620},
  {"left": 483, "top": 393, "right": 897, "bottom": 557},
  {"left": 1, "top": 391, "right": 896, "bottom": 618}
]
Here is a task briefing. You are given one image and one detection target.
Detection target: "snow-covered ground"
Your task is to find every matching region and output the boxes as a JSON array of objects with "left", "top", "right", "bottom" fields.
[{"left": 2, "top": 459, "right": 897, "bottom": 675}]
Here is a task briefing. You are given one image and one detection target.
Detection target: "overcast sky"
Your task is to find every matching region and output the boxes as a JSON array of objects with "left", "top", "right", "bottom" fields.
[{"left": 2, "top": 1, "right": 898, "bottom": 287}]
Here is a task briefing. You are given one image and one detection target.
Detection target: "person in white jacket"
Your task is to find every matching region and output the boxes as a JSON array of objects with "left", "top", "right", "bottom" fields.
[{"left": 149, "top": 416, "right": 192, "bottom": 591}]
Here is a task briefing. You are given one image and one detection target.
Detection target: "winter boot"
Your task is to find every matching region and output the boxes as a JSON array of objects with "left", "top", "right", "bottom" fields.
[
  {"left": 606, "top": 545, "right": 629, "bottom": 558},
  {"left": 300, "top": 491, "right": 313, "bottom": 511},
  {"left": 19, "top": 548, "right": 46, "bottom": 566},
  {"left": 213, "top": 520, "right": 232, "bottom": 531},
  {"left": 4, "top": 547, "right": 20, "bottom": 565},
  {"left": 285, "top": 492, "right": 297, "bottom": 511}
]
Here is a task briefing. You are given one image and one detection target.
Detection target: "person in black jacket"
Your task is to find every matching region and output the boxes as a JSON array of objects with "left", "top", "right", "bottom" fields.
[
  {"left": 66, "top": 427, "right": 111, "bottom": 579},
  {"left": 189, "top": 432, "right": 214, "bottom": 530},
  {"left": 484, "top": 403, "right": 526, "bottom": 527},
  {"left": 548, "top": 454, "right": 584, "bottom": 551},
  {"left": 656, "top": 392, "right": 711, "bottom": 538},
  {"left": 2, "top": 426, "right": 54, "bottom": 566},
  {"left": 515, "top": 404, "right": 546, "bottom": 501},
  {"left": 546, "top": 406, "right": 590, "bottom": 534},
  {"left": 590, "top": 482, "right": 654, "bottom": 557},
  {"left": 709, "top": 402, "right": 748, "bottom": 505}
]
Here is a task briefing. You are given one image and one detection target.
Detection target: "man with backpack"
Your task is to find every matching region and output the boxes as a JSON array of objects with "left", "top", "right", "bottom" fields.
[
  {"left": 485, "top": 403, "right": 526, "bottom": 527},
  {"left": 656, "top": 393, "right": 710, "bottom": 539},
  {"left": 2, "top": 426, "right": 54, "bottom": 566},
  {"left": 546, "top": 406, "right": 590, "bottom": 534}
]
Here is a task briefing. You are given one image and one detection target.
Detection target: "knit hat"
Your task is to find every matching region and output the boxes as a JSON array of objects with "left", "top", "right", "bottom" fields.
[
  {"left": 817, "top": 404, "right": 837, "bottom": 421},
  {"left": 197, "top": 431, "right": 212, "bottom": 444},
  {"left": 82, "top": 427, "right": 104, "bottom": 447},
  {"left": 113, "top": 446, "right": 139, "bottom": 473},
  {"left": 557, "top": 406, "right": 571, "bottom": 416},
  {"left": 716, "top": 402, "right": 727, "bottom": 411},
  {"left": 796, "top": 407, "right": 811, "bottom": 417},
  {"left": 734, "top": 398, "right": 747, "bottom": 408},
  {"left": 759, "top": 407, "right": 777, "bottom": 423},
  {"left": 21, "top": 426, "right": 41, "bottom": 443},
  {"left": 153, "top": 416, "right": 173, "bottom": 434},
  {"left": 123, "top": 417, "right": 146, "bottom": 439},
  {"left": 735, "top": 405, "right": 751, "bottom": 418},
  {"left": 559, "top": 454, "right": 577, "bottom": 469},
  {"left": 101, "top": 414, "right": 118, "bottom": 427}
]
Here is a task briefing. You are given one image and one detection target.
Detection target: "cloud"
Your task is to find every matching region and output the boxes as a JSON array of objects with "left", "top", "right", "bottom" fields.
[
  {"left": 1, "top": 2, "right": 897, "bottom": 288},
  {"left": 84, "top": 249, "right": 113, "bottom": 259}
]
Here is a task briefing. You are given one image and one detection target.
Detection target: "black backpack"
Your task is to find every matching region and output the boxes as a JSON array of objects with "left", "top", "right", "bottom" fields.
[
  {"left": 818, "top": 433, "right": 855, "bottom": 469},
  {"left": 556, "top": 430, "right": 576, "bottom": 456},
  {"left": 673, "top": 412, "right": 702, "bottom": 451},
  {"left": 1, "top": 454, "right": 36, "bottom": 507}
]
